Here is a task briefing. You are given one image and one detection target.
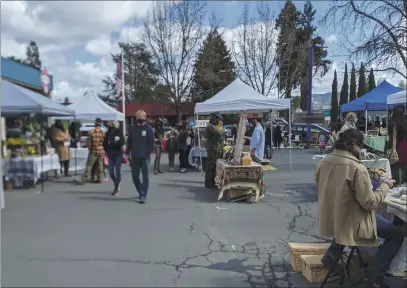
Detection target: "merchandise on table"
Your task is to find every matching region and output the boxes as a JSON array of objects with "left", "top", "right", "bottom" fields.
[{"left": 215, "top": 159, "right": 264, "bottom": 202}]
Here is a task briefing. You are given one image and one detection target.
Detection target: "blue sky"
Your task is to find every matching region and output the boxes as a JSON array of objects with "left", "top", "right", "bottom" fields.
[{"left": 1, "top": 1, "right": 402, "bottom": 102}]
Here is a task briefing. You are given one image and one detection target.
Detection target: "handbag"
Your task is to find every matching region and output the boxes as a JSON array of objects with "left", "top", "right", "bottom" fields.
[{"left": 387, "top": 126, "right": 399, "bottom": 165}]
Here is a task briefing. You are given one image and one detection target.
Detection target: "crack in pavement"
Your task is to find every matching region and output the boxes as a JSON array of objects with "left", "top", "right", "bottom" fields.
[{"left": 12, "top": 197, "right": 327, "bottom": 287}]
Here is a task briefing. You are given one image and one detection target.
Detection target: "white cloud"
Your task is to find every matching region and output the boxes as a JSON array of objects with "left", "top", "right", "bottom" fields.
[
  {"left": 85, "top": 36, "right": 112, "bottom": 56},
  {"left": 0, "top": 34, "right": 27, "bottom": 58},
  {"left": 52, "top": 81, "right": 89, "bottom": 101},
  {"left": 326, "top": 34, "right": 338, "bottom": 44}
]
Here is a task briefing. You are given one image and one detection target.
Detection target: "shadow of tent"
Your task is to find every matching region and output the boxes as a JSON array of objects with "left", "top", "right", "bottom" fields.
[
  {"left": 158, "top": 182, "right": 218, "bottom": 203},
  {"left": 284, "top": 183, "right": 318, "bottom": 203}
]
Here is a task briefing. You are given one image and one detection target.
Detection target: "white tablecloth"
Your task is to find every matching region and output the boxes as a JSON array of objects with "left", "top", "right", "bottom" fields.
[
  {"left": 68, "top": 148, "right": 89, "bottom": 172},
  {"left": 188, "top": 147, "right": 207, "bottom": 168},
  {"left": 313, "top": 154, "right": 392, "bottom": 178},
  {"left": 3, "top": 154, "right": 60, "bottom": 187}
]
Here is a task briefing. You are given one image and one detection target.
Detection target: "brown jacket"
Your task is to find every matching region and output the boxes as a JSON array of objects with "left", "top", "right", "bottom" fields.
[
  {"left": 54, "top": 128, "right": 71, "bottom": 161},
  {"left": 315, "top": 149, "right": 391, "bottom": 246}
]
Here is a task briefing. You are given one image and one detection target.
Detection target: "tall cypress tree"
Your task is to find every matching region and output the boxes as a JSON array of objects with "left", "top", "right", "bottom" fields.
[
  {"left": 191, "top": 29, "right": 236, "bottom": 102},
  {"left": 357, "top": 62, "right": 367, "bottom": 98},
  {"left": 339, "top": 63, "right": 349, "bottom": 105},
  {"left": 349, "top": 63, "right": 357, "bottom": 101},
  {"left": 331, "top": 70, "right": 339, "bottom": 124},
  {"left": 367, "top": 67, "right": 376, "bottom": 92}
]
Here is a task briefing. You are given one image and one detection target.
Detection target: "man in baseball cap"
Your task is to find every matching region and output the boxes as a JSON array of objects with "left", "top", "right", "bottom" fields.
[{"left": 125, "top": 110, "right": 154, "bottom": 204}]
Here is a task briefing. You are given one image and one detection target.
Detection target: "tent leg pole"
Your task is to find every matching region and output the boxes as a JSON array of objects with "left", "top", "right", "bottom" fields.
[
  {"left": 289, "top": 107, "right": 293, "bottom": 172},
  {"left": 197, "top": 114, "right": 203, "bottom": 175},
  {"left": 74, "top": 116, "right": 77, "bottom": 177},
  {"left": 41, "top": 117, "right": 44, "bottom": 193},
  {"left": 365, "top": 110, "right": 368, "bottom": 134}
]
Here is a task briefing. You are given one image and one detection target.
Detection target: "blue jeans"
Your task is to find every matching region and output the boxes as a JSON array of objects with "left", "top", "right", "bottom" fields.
[
  {"left": 369, "top": 214, "right": 405, "bottom": 281},
  {"left": 108, "top": 155, "right": 122, "bottom": 190},
  {"left": 131, "top": 157, "right": 150, "bottom": 198}
]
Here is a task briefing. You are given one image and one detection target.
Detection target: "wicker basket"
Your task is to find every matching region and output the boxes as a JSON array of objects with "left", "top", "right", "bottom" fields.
[
  {"left": 288, "top": 242, "right": 330, "bottom": 272},
  {"left": 301, "top": 255, "right": 328, "bottom": 283}
]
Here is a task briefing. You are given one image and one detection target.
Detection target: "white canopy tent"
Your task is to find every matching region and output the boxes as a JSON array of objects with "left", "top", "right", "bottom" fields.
[
  {"left": 194, "top": 79, "right": 292, "bottom": 171},
  {"left": 56, "top": 92, "right": 124, "bottom": 121},
  {"left": 387, "top": 90, "right": 407, "bottom": 105}
]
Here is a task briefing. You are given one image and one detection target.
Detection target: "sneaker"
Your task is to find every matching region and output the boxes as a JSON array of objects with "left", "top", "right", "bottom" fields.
[
  {"left": 158, "top": 169, "right": 164, "bottom": 174},
  {"left": 139, "top": 196, "right": 146, "bottom": 204},
  {"left": 180, "top": 168, "right": 187, "bottom": 173},
  {"left": 111, "top": 190, "right": 120, "bottom": 196},
  {"left": 154, "top": 171, "right": 159, "bottom": 175},
  {"left": 103, "top": 178, "right": 108, "bottom": 182}
]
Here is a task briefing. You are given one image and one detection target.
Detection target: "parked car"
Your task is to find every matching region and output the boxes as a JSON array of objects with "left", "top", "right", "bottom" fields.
[{"left": 79, "top": 123, "right": 108, "bottom": 148}]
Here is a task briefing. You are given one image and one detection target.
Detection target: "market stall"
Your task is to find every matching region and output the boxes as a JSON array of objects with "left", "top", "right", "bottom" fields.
[
  {"left": 1, "top": 80, "right": 75, "bottom": 199},
  {"left": 68, "top": 148, "right": 88, "bottom": 172},
  {"left": 195, "top": 79, "right": 291, "bottom": 202}
]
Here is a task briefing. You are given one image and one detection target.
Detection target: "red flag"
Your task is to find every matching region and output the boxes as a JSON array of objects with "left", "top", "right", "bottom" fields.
[{"left": 115, "top": 53, "right": 122, "bottom": 99}]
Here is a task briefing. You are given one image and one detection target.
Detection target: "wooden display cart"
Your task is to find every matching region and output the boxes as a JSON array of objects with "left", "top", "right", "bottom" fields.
[{"left": 215, "top": 159, "right": 264, "bottom": 203}]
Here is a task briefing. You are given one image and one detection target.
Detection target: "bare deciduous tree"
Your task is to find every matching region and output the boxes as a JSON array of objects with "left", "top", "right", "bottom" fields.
[
  {"left": 322, "top": 0, "right": 407, "bottom": 79},
  {"left": 232, "top": 2, "right": 278, "bottom": 96},
  {"left": 144, "top": 0, "right": 207, "bottom": 119},
  {"left": 232, "top": 2, "right": 308, "bottom": 98}
]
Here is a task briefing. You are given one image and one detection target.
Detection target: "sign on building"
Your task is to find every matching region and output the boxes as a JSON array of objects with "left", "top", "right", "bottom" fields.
[{"left": 196, "top": 120, "right": 209, "bottom": 128}]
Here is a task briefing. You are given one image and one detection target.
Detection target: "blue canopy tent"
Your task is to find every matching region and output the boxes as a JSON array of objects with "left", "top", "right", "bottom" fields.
[
  {"left": 341, "top": 80, "right": 402, "bottom": 112},
  {"left": 1, "top": 80, "right": 74, "bottom": 116},
  {"left": 1, "top": 80, "right": 75, "bottom": 201}
]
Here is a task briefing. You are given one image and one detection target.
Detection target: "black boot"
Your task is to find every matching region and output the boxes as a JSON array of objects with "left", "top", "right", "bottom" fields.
[{"left": 64, "top": 160, "right": 70, "bottom": 177}]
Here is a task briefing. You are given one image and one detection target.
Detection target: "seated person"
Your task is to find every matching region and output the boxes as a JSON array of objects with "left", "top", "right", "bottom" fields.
[{"left": 315, "top": 129, "right": 405, "bottom": 288}]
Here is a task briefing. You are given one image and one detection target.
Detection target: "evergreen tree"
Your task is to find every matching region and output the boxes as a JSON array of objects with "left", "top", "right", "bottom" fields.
[
  {"left": 275, "top": 0, "right": 302, "bottom": 99},
  {"left": 357, "top": 62, "right": 367, "bottom": 98},
  {"left": 339, "top": 63, "right": 349, "bottom": 105},
  {"left": 297, "top": 1, "right": 331, "bottom": 111},
  {"left": 331, "top": 70, "right": 338, "bottom": 124},
  {"left": 7, "top": 56, "right": 24, "bottom": 64},
  {"left": 99, "top": 42, "right": 160, "bottom": 105},
  {"left": 367, "top": 67, "right": 376, "bottom": 92},
  {"left": 24, "top": 41, "right": 42, "bottom": 70},
  {"left": 349, "top": 63, "right": 357, "bottom": 101},
  {"left": 191, "top": 29, "right": 236, "bottom": 102}
]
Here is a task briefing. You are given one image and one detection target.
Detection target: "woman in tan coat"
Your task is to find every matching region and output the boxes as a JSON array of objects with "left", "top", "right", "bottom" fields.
[
  {"left": 315, "top": 129, "right": 405, "bottom": 287},
  {"left": 53, "top": 120, "right": 71, "bottom": 177}
]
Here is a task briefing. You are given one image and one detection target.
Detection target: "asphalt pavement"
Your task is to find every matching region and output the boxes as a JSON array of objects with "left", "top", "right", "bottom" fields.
[{"left": 1, "top": 149, "right": 403, "bottom": 287}]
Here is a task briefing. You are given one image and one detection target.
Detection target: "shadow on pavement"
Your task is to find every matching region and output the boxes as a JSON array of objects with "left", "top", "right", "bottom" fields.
[
  {"left": 61, "top": 191, "right": 110, "bottom": 196},
  {"left": 158, "top": 182, "right": 218, "bottom": 203},
  {"left": 284, "top": 183, "right": 318, "bottom": 203},
  {"left": 78, "top": 196, "right": 137, "bottom": 202}
]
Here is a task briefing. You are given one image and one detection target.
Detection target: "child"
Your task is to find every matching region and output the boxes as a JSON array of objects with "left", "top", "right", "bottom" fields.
[
  {"left": 319, "top": 132, "right": 327, "bottom": 152},
  {"left": 167, "top": 126, "right": 178, "bottom": 172}
]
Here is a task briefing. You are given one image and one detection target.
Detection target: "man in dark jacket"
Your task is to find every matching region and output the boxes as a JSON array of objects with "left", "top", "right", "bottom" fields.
[
  {"left": 125, "top": 110, "right": 154, "bottom": 204},
  {"left": 205, "top": 113, "right": 225, "bottom": 188},
  {"left": 104, "top": 120, "right": 124, "bottom": 196}
]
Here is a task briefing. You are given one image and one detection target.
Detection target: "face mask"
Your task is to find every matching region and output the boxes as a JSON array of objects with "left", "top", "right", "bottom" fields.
[{"left": 137, "top": 119, "right": 145, "bottom": 124}]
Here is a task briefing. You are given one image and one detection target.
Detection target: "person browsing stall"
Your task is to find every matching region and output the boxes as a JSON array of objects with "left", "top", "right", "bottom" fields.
[
  {"left": 250, "top": 114, "right": 265, "bottom": 163},
  {"left": 125, "top": 110, "right": 154, "bottom": 204},
  {"left": 79, "top": 118, "right": 105, "bottom": 184},
  {"left": 205, "top": 113, "right": 225, "bottom": 188},
  {"left": 315, "top": 129, "right": 405, "bottom": 288}
]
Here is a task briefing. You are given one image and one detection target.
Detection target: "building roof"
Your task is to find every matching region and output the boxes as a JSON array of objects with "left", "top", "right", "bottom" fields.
[
  {"left": 118, "top": 102, "right": 195, "bottom": 117},
  {"left": 1, "top": 56, "right": 53, "bottom": 92}
]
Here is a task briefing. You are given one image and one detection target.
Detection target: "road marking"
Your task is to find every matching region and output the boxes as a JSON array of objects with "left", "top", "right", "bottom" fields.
[{"left": 216, "top": 206, "right": 228, "bottom": 210}]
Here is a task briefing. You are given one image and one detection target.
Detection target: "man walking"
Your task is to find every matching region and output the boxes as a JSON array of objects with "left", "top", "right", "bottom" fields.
[
  {"left": 205, "top": 113, "right": 225, "bottom": 188},
  {"left": 125, "top": 110, "right": 154, "bottom": 204},
  {"left": 80, "top": 118, "right": 105, "bottom": 183},
  {"left": 250, "top": 114, "right": 265, "bottom": 163}
]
